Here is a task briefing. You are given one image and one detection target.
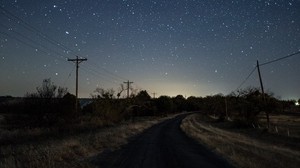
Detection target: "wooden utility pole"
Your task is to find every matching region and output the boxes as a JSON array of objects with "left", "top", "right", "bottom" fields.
[
  {"left": 123, "top": 80, "right": 133, "bottom": 98},
  {"left": 152, "top": 92, "right": 157, "bottom": 99},
  {"left": 225, "top": 97, "right": 228, "bottom": 120},
  {"left": 257, "top": 60, "right": 270, "bottom": 128},
  {"left": 68, "top": 56, "right": 87, "bottom": 113}
]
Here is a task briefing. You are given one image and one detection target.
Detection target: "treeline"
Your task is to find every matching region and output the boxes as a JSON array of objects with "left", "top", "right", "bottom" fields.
[
  {"left": 0, "top": 79, "right": 77, "bottom": 127},
  {"left": 0, "top": 79, "right": 299, "bottom": 128}
]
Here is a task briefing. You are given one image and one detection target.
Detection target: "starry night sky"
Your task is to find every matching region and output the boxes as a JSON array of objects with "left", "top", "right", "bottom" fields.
[{"left": 0, "top": 0, "right": 300, "bottom": 99}]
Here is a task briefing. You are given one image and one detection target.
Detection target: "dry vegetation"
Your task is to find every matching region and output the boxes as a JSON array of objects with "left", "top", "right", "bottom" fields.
[
  {"left": 260, "top": 113, "right": 300, "bottom": 138},
  {"left": 0, "top": 115, "right": 175, "bottom": 168},
  {"left": 181, "top": 113, "right": 300, "bottom": 168}
]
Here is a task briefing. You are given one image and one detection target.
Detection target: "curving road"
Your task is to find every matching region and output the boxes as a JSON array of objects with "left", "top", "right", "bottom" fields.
[{"left": 94, "top": 114, "right": 234, "bottom": 168}]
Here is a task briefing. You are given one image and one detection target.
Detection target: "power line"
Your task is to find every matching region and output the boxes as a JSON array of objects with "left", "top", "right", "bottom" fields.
[
  {"left": 1, "top": 7, "right": 130, "bottom": 85},
  {"left": 260, "top": 50, "right": 300, "bottom": 66},
  {"left": 80, "top": 65, "right": 121, "bottom": 85},
  {"left": 1, "top": 6, "right": 137, "bottom": 92},
  {"left": 85, "top": 62, "right": 127, "bottom": 82},
  {"left": 234, "top": 50, "right": 300, "bottom": 91},
  {"left": 0, "top": 31, "right": 49, "bottom": 55},
  {"left": 0, "top": 6, "right": 76, "bottom": 57},
  {"left": 0, "top": 24, "right": 71, "bottom": 64},
  {"left": 235, "top": 66, "right": 257, "bottom": 91},
  {"left": 0, "top": 27, "right": 124, "bottom": 85},
  {"left": 63, "top": 66, "right": 75, "bottom": 87},
  {"left": 0, "top": 29, "right": 124, "bottom": 87},
  {"left": 0, "top": 7, "right": 78, "bottom": 69}
]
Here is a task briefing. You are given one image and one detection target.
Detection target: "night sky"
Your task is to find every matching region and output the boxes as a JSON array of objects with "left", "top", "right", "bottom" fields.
[{"left": 1, "top": 0, "right": 300, "bottom": 99}]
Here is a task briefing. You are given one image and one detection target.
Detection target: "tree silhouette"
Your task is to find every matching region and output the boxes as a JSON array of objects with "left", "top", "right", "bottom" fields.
[
  {"left": 21, "top": 78, "right": 72, "bottom": 127},
  {"left": 117, "top": 84, "right": 126, "bottom": 98},
  {"left": 92, "top": 87, "right": 115, "bottom": 99},
  {"left": 173, "top": 95, "right": 187, "bottom": 112},
  {"left": 155, "top": 96, "right": 174, "bottom": 115},
  {"left": 135, "top": 90, "right": 151, "bottom": 101}
]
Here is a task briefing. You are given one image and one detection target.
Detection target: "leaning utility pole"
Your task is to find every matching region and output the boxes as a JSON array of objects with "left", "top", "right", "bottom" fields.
[
  {"left": 68, "top": 56, "right": 87, "bottom": 113},
  {"left": 257, "top": 60, "right": 269, "bottom": 128},
  {"left": 123, "top": 80, "right": 133, "bottom": 98}
]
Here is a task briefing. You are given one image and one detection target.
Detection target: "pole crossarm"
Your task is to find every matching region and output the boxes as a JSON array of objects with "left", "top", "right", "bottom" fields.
[
  {"left": 152, "top": 92, "right": 157, "bottom": 99},
  {"left": 67, "top": 57, "right": 87, "bottom": 63},
  {"left": 123, "top": 80, "right": 133, "bottom": 98}
]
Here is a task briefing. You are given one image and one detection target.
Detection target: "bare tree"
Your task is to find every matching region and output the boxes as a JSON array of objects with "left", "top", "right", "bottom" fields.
[
  {"left": 26, "top": 78, "right": 68, "bottom": 98},
  {"left": 36, "top": 78, "right": 57, "bottom": 98},
  {"left": 57, "top": 87, "right": 68, "bottom": 98},
  {"left": 92, "top": 87, "right": 115, "bottom": 99},
  {"left": 117, "top": 84, "right": 125, "bottom": 99},
  {"left": 129, "top": 86, "right": 139, "bottom": 98}
]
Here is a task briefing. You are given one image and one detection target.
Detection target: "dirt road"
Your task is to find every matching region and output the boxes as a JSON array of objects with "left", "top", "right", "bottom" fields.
[{"left": 94, "top": 114, "right": 234, "bottom": 168}]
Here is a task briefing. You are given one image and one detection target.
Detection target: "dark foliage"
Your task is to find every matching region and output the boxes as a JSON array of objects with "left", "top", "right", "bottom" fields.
[
  {"left": 2, "top": 79, "right": 76, "bottom": 128},
  {"left": 2, "top": 84, "right": 298, "bottom": 129}
]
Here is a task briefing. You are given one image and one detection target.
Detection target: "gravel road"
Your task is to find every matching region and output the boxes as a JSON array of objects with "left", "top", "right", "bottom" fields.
[{"left": 94, "top": 114, "right": 234, "bottom": 168}]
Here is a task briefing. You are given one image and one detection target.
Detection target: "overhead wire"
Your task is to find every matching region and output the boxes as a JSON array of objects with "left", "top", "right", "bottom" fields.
[
  {"left": 86, "top": 61, "right": 128, "bottom": 81},
  {"left": 80, "top": 65, "right": 121, "bottom": 86},
  {"left": 235, "top": 66, "right": 257, "bottom": 91},
  {"left": 0, "top": 6, "right": 129, "bottom": 86},
  {"left": 0, "top": 31, "right": 49, "bottom": 55},
  {"left": 234, "top": 50, "right": 300, "bottom": 92},
  {"left": 0, "top": 23, "right": 70, "bottom": 64},
  {"left": 62, "top": 66, "right": 75, "bottom": 87},
  {"left": 259, "top": 50, "right": 300, "bottom": 66},
  {"left": 0, "top": 6, "right": 76, "bottom": 58}
]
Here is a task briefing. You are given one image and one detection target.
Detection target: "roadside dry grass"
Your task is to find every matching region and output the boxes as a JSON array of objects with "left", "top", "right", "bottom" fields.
[
  {"left": 0, "top": 115, "right": 176, "bottom": 168},
  {"left": 180, "top": 113, "right": 300, "bottom": 168},
  {"left": 259, "top": 113, "right": 300, "bottom": 138}
]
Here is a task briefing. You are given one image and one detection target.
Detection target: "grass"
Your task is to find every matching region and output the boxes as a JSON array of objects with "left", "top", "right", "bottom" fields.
[
  {"left": 259, "top": 113, "right": 300, "bottom": 138},
  {"left": 0, "top": 115, "right": 176, "bottom": 168},
  {"left": 180, "top": 113, "right": 300, "bottom": 168}
]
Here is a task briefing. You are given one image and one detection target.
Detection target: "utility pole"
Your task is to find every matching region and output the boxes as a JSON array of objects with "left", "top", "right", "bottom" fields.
[
  {"left": 68, "top": 56, "right": 87, "bottom": 113},
  {"left": 123, "top": 80, "right": 133, "bottom": 98},
  {"left": 225, "top": 97, "right": 228, "bottom": 120},
  {"left": 257, "top": 60, "right": 269, "bottom": 128},
  {"left": 152, "top": 92, "right": 157, "bottom": 99}
]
